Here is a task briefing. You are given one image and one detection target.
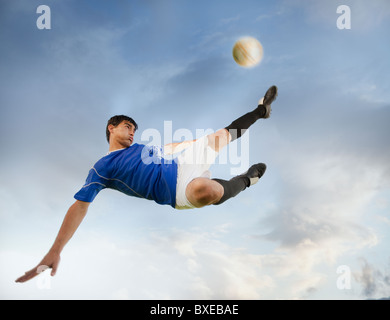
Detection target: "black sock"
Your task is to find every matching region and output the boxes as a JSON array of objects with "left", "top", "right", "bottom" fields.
[
  {"left": 225, "top": 105, "right": 266, "bottom": 141},
  {"left": 212, "top": 176, "right": 250, "bottom": 205}
]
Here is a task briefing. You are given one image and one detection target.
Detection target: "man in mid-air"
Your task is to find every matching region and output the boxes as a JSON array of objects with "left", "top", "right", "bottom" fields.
[{"left": 16, "top": 85, "right": 278, "bottom": 283}]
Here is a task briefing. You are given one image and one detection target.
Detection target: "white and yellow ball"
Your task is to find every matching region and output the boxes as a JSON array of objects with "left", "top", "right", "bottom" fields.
[{"left": 232, "top": 37, "right": 264, "bottom": 68}]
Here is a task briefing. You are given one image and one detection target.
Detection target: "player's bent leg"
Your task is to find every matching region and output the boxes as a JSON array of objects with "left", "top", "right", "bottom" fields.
[
  {"left": 185, "top": 178, "right": 224, "bottom": 208},
  {"left": 185, "top": 163, "right": 266, "bottom": 208},
  {"left": 213, "top": 163, "right": 267, "bottom": 205}
]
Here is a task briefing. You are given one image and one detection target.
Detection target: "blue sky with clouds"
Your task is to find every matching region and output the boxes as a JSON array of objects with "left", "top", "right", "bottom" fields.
[{"left": 1, "top": 0, "right": 390, "bottom": 299}]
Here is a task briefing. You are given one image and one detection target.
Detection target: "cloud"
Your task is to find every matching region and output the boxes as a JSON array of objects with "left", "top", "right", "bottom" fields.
[
  {"left": 6, "top": 221, "right": 371, "bottom": 300},
  {"left": 4, "top": 226, "right": 272, "bottom": 299},
  {"left": 260, "top": 129, "right": 387, "bottom": 246},
  {"left": 354, "top": 259, "right": 390, "bottom": 299},
  {"left": 147, "top": 228, "right": 274, "bottom": 299}
]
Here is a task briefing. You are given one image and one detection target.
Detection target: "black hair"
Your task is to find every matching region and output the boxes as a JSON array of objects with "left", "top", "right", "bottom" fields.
[{"left": 106, "top": 115, "right": 138, "bottom": 143}]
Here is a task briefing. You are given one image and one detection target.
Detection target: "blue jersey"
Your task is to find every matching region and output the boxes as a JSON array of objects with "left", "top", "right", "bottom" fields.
[{"left": 74, "top": 144, "right": 178, "bottom": 208}]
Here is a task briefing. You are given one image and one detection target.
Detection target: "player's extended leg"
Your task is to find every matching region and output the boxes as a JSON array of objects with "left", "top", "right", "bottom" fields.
[
  {"left": 185, "top": 85, "right": 278, "bottom": 208},
  {"left": 224, "top": 85, "right": 278, "bottom": 141},
  {"left": 206, "top": 85, "right": 278, "bottom": 152}
]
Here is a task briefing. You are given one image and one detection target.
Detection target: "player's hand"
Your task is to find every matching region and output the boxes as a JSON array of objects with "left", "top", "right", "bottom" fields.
[{"left": 15, "top": 251, "right": 61, "bottom": 283}]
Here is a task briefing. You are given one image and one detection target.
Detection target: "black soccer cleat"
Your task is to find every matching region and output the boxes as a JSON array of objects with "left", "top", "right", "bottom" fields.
[
  {"left": 236, "top": 163, "right": 267, "bottom": 187},
  {"left": 259, "top": 85, "right": 278, "bottom": 118}
]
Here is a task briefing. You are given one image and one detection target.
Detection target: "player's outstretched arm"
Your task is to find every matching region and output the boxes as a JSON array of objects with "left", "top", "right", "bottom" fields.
[{"left": 15, "top": 200, "right": 90, "bottom": 283}]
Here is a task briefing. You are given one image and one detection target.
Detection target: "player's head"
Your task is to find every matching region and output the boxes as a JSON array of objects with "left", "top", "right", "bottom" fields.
[{"left": 106, "top": 115, "right": 138, "bottom": 146}]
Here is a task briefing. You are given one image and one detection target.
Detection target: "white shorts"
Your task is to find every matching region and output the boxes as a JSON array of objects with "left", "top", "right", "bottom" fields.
[{"left": 175, "top": 135, "right": 219, "bottom": 210}]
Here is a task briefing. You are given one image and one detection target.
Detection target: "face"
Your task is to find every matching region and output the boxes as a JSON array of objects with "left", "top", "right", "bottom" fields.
[{"left": 109, "top": 120, "right": 136, "bottom": 148}]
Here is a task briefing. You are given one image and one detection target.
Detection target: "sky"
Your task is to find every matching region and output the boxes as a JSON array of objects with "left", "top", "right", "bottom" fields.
[{"left": 0, "top": 0, "right": 390, "bottom": 300}]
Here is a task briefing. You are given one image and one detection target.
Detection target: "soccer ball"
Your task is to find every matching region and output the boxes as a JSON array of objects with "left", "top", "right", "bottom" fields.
[{"left": 232, "top": 37, "right": 264, "bottom": 68}]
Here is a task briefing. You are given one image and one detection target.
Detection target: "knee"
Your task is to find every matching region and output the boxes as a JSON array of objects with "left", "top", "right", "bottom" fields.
[
  {"left": 187, "top": 179, "right": 222, "bottom": 207},
  {"left": 193, "top": 182, "right": 217, "bottom": 205}
]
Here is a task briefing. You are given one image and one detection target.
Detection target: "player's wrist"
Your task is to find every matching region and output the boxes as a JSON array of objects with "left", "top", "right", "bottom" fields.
[{"left": 48, "top": 244, "right": 63, "bottom": 256}]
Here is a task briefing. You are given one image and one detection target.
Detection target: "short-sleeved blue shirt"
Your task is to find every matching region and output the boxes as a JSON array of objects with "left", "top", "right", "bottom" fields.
[{"left": 74, "top": 144, "right": 178, "bottom": 208}]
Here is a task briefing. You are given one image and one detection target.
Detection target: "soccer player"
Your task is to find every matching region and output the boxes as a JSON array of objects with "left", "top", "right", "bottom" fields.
[{"left": 15, "top": 86, "right": 278, "bottom": 283}]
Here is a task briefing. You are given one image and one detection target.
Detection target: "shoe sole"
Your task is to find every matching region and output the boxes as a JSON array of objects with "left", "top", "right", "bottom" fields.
[
  {"left": 263, "top": 85, "right": 278, "bottom": 105},
  {"left": 262, "top": 86, "right": 278, "bottom": 118},
  {"left": 246, "top": 163, "right": 267, "bottom": 186}
]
